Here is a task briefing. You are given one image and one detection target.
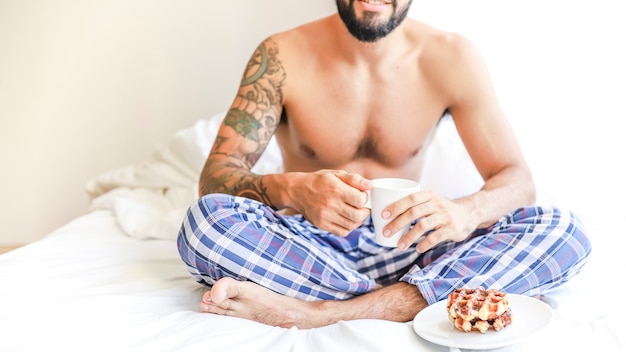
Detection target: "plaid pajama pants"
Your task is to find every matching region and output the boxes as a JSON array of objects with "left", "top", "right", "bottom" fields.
[{"left": 177, "top": 193, "right": 592, "bottom": 304}]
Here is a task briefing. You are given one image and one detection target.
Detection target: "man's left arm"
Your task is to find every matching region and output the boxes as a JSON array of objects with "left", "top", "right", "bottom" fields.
[
  {"left": 378, "top": 33, "right": 535, "bottom": 252},
  {"left": 447, "top": 34, "right": 536, "bottom": 229}
]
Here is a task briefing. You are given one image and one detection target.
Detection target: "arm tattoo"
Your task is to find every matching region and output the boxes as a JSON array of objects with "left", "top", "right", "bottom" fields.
[{"left": 200, "top": 38, "right": 285, "bottom": 207}]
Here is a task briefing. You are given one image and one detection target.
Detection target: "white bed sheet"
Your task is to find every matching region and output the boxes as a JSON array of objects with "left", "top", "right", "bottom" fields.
[
  {"left": 1, "top": 114, "right": 623, "bottom": 351},
  {"left": 0, "top": 210, "right": 621, "bottom": 352}
]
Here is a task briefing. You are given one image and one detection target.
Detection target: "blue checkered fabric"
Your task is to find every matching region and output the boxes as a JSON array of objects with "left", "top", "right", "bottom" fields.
[{"left": 177, "top": 194, "right": 591, "bottom": 304}]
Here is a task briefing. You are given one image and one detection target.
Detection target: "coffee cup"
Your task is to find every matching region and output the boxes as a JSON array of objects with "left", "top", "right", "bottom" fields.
[{"left": 364, "top": 178, "right": 421, "bottom": 247}]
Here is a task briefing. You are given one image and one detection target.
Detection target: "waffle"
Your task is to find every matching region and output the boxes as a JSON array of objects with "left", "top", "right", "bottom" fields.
[{"left": 446, "top": 287, "right": 513, "bottom": 333}]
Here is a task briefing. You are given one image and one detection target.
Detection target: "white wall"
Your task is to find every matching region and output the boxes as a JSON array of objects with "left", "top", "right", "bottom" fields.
[
  {"left": 410, "top": 1, "right": 626, "bottom": 228},
  {"left": 0, "top": 0, "right": 335, "bottom": 245},
  {"left": 1, "top": 1, "right": 624, "bottom": 245}
]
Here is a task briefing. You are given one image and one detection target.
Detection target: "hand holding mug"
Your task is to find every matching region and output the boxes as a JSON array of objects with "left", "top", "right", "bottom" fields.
[{"left": 363, "top": 178, "right": 421, "bottom": 247}]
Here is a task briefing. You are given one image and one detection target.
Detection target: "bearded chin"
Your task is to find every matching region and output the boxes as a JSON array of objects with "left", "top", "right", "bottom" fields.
[{"left": 336, "top": 0, "right": 411, "bottom": 43}]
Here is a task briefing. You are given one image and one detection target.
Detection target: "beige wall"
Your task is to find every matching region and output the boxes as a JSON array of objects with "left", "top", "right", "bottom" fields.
[
  {"left": 0, "top": 0, "right": 335, "bottom": 245},
  {"left": 1, "top": 1, "right": 625, "bottom": 245}
]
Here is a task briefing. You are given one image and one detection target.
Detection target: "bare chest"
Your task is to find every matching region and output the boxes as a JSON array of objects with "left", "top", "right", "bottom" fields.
[
  {"left": 273, "top": 52, "right": 452, "bottom": 174},
  {"left": 276, "top": 78, "right": 446, "bottom": 174}
]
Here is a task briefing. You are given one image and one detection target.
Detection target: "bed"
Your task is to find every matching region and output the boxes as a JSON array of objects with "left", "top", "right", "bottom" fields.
[{"left": 1, "top": 112, "right": 622, "bottom": 352}]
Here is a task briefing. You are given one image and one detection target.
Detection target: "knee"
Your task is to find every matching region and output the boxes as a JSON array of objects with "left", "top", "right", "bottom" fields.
[
  {"left": 526, "top": 205, "right": 593, "bottom": 258},
  {"left": 177, "top": 194, "right": 232, "bottom": 267},
  {"left": 178, "top": 195, "right": 217, "bottom": 243},
  {"left": 548, "top": 206, "right": 591, "bottom": 248},
  {"left": 176, "top": 193, "right": 276, "bottom": 272},
  {"left": 562, "top": 207, "right": 593, "bottom": 257},
  {"left": 180, "top": 193, "right": 239, "bottom": 233},
  {"left": 188, "top": 193, "right": 233, "bottom": 218}
]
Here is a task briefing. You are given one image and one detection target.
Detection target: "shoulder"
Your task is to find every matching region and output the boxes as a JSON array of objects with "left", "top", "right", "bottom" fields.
[
  {"left": 249, "top": 16, "right": 334, "bottom": 90},
  {"left": 410, "top": 21, "right": 491, "bottom": 103},
  {"left": 409, "top": 21, "right": 482, "bottom": 73},
  {"left": 264, "top": 16, "right": 334, "bottom": 60},
  {"left": 238, "top": 16, "right": 329, "bottom": 85}
]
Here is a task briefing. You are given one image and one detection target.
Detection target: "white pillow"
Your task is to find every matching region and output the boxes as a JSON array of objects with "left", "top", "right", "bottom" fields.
[{"left": 417, "top": 115, "right": 484, "bottom": 199}]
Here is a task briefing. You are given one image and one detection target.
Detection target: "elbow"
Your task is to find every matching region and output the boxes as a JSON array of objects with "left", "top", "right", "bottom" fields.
[
  {"left": 526, "top": 181, "right": 537, "bottom": 205},
  {"left": 198, "top": 183, "right": 204, "bottom": 198},
  {"left": 523, "top": 170, "right": 537, "bottom": 205}
]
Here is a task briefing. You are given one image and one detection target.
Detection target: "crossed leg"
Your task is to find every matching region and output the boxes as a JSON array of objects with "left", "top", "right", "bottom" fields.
[
  {"left": 183, "top": 197, "right": 591, "bottom": 329},
  {"left": 200, "top": 278, "right": 428, "bottom": 329}
]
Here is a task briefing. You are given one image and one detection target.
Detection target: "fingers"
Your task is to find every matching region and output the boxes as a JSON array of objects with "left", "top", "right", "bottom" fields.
[
  {"left": 320, "top": 206, "right": 371, "bottom": 237},
  {"left": 339, "top": 173, "right": 372, "bottom": 209},
  {"left": 383, "top": 191, "right": 433, "bottom": 236},
  {"left": 397, "top": 217, "right": 439, "bottom": 251},
  {"left": 305, "top": 170, "right": 372, "bottom": 236},
  {"left": 383, "top": 192, "right": 473, "bottom": 252},
  {"left": 325, "top": 171, "right": 372, "bottom": 234},
  {"left": 336, "top": 172, "right": 373, "bottom": 192},
  {"left": 414, "top": 229, "right": 443, "bottom": 253},
  {"left": 381, "top": 191, "right": 449, "bottom": 251},
  {"left": 317, "top": 170, "right": 370, "bottom": 207}
]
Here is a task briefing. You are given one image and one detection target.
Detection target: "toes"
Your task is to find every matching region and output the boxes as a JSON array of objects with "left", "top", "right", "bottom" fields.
[
  {"left": 199, "top": 278, "right": 245, "bottom": 315},
  {"left": 202, "top": 290, "right": 213, "bottom": 303},
  {"left": 201, "top": 296, "right": 237, "bottom": 316},
  {"left": 201, "top": 300, "right": 221, "bottom": 314},
  {"left": 211, "top": 277, "right": 240, "bottom": 303}
]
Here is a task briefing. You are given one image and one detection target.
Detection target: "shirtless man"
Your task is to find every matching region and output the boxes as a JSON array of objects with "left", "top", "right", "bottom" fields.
[{"left": 177, "top": 0, "right": 591, "bottom": 328}]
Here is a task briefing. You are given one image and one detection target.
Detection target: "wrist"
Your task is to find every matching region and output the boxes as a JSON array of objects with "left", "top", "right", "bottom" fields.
[
  {"left": 456, "top": 194, "right": 486, "bottom": 231},
  {"left": 263, "top": 172, "right": 302, "bottom": 210}
]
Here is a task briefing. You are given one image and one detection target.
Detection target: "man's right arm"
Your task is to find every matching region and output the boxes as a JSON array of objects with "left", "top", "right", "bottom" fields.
[
  {"left": 200, "top": 36, "right": 371, "bottom": 235},
  {"left": 199, "top": 37, "right": 285, "bottom": 207}
]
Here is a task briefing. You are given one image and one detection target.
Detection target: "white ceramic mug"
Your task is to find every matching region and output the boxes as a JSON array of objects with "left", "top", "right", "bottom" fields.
[{"left": 364, "top": 178, "right": 421, "bottom": 247}]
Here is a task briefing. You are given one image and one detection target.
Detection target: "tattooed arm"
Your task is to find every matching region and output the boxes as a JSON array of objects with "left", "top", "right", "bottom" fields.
[
  {"left": 200, "top": 37, "right": 371, "bottom": 236},
  {"left": 199, "top": 38, "right": 285, "bottom": 207}
]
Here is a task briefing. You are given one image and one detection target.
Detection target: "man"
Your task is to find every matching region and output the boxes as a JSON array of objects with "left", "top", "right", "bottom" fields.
[{"left": 177, "top": 0, "right": 591, "bottom": 328}]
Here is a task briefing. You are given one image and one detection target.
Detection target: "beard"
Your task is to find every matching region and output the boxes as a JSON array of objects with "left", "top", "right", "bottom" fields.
[{"left": 336, "top": 0, "right": 412, "bottom": 43}]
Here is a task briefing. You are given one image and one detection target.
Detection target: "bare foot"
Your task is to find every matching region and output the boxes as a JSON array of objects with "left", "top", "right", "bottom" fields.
[
  {"left": 200, "top": 277, "right": 322, "bottom": 328},
  {"left": 200, "top": 277, "right": 427, "bottom": 329}
]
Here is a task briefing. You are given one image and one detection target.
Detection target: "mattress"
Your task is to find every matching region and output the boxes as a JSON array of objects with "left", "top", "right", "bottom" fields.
[{"left": 0, "top": 113, "right": 622, "bottom": 352}]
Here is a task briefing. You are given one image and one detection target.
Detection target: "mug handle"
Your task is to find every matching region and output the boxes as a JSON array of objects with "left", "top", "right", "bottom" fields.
[{"left": 363, "top": 190, "right": 372, "bottom": 209}]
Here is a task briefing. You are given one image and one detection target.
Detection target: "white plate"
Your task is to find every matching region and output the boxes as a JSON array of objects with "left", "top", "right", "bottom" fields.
[{"left": 413, "top": 294, "right": 553, "bottom": 350}]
